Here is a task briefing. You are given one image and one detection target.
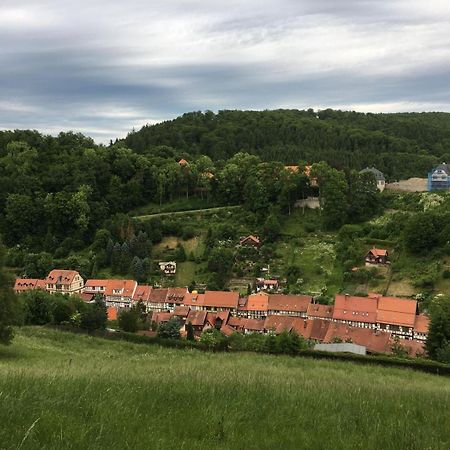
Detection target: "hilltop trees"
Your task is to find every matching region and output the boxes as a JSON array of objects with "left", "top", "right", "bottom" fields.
[{"left": 426, "top": 297, "right": 450, "bottom": 362}]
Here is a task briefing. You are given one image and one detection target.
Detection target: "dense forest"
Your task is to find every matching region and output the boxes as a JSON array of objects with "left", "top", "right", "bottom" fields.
[{"left": 125, "top": 109, "right": 450, "bottom": 179}]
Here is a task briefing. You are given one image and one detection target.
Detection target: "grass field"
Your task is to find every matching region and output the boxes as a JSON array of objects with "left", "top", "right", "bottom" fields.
[{"left": 1, "top": 328, "right": 449, "bottom": 450}]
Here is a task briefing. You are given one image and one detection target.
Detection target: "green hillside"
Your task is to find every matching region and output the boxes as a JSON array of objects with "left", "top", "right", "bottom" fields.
[
  {"left": 124, "top": 109, "right": 450, "bottom": 179},
  {"left": 1, "top": 328, "right": 449, "bottom": 450}
]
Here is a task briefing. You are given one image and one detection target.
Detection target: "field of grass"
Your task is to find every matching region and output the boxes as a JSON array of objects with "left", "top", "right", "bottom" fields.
[{"left": 1, "top": 328, "right": 449, "bottom": 449}]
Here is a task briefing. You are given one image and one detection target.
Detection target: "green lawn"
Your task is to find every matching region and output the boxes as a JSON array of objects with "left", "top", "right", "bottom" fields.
[{"left": 1, "top": 328, "right": 449, "bottom": 449}]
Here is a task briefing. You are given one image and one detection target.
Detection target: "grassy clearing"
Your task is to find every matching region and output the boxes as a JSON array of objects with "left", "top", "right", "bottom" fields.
[
  {"left": 1, "top": 328, "right": 449, "bottom": 450},
  {"left": 130, "top": 197, "right": 219, "bottom": 216}
]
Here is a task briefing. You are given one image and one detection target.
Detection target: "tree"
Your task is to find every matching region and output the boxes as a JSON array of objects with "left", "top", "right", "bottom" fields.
[
  {"left": 118, "top": 308, "right": 140, "bottom": 333},
  {"left": 263, "top": 213, "right": 281, "bottom": 242},
  {"left": 80, "top": 298, "right": 107, "bottom": 331},
  {"left": 157, "top": 317, "right": 182, "bottom": 339},
  {"left": 0, "top": 242, "right": 18, "bottom": 344},
  {"left": 186, "top": 321, "right": 195, "bottom": 341},
  {"left": 426, "top": 297, "right": 450, "bottom": 361},
  {"left": 404, "top": 212, "right": 439, "bottom": 254}
]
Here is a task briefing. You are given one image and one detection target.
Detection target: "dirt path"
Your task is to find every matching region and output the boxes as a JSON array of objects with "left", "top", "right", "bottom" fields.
[{"left": 133, "top": 205, "right": 241, "bottom": 220}]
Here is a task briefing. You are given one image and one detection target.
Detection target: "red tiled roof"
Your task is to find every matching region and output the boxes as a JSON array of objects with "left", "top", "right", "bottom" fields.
[
  {"left": 178, "top": 158, "right": 188, "bottom": 166},
  {"left": 307, "top": 303, "right": 334, "bottom": 319},
  {"left": 84, "top": 279, "right": 110, "bottom": 288},
  {"left": 264, "top": 315, "right": 295, "bottom": 333},
  {"left": 182, "top": 292, "right": 205, "bottom": 307},
  {"left": 333, "top": 294, "right": 378, "bottom": 323},
  {"left": 267, "top": 294, "right": 312, "bottom": 313},
  {"left": 290, "top": 317, "right": 313, "bottom": 339},
  {"left": 414, "top": 314, "right": 430, "bottom": 334},
  {"left": 107, "top": 307, "right": 118, "bottom": 321},
  {"left": 368, "top": 247, "right": 388, "bottom": 257},
  {"left": 239, "top": 235, "right": 260, "bottom": 245},
  {"left": 79, "top": 292, "right": 94, "bottom": 302},
  {"left": 152, "top": 312, "right": 173, "bottom": 324},
  {"left": 324, "top": 323, "right": 391, "bottom": 354},
  {"left": 45, "top": 269, "right": 80, "bottom": 286},
  {"left": 227, "top": 316, "right": 244, "bottom": 329},
  {"left": 132, "top": 285, "right": 152, "bottom": 302},
  {"left": 308, "top": 319, "right": 330, "bottom": 341},
  {"left": 14, "top": 278, "right": 42, "bottom": 292},
  {"left": 186, "top": 310, "right": 208, "bottom": 327},
  {"left": 148, "top": 288, "right": 169, "bottom": 303},
  {"left": 35, "top": 279, "right": 46, "bottom": 290},
  {"left": 104, "top": 279, "right": 137, "bottom": 298},
  {"left": 241, "top": 318, "right": 265, "bottom": 331},
  {"left": 220, "top": 324, "right": 236, "bottom": 336},
  {"left": 376, "top": 297, "right": 417, "bottom": 327},
  {"left": 166, "top": 287, "right": 187, "bottom": 302},
  {"left": 173, "top": 306, "right": 190, "bottom": 317},
  {"left": 203, "top": 291, "right": 239, "bottom": 309},
  {"left": 240, "top": 293, "right": 269, "bottom": 311}
]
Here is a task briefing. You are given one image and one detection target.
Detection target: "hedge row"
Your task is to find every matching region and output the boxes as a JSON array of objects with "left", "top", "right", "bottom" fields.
[{"left": 48, "top": 325, "right": 450, "bottom": 376}]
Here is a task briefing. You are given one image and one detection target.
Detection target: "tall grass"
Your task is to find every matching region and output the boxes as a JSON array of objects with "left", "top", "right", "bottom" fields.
[{"left": 1, "top": 327, "right": 449, "bottom": 450}]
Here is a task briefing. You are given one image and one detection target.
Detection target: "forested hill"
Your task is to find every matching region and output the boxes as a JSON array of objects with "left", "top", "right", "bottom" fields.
[{"left": 125, "top": 109, "right": 450, "bottom": 179}]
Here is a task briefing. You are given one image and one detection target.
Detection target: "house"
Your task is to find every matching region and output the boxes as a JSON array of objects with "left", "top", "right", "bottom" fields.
[
  {"left": 14, "top": 278, "right": 45, "bottom": 293},
  {"left": 45, "top": 270, "right": 84, "bottom": 296},
  {"left": 83, "top": 279, "right": 110, "bottom": 296},
  {"left": 165, "top": 287, "right": 188, "bottom": 309},
  {"left": 413, "top": 314, "right": 430, "bottom": 341},
  {"left": 159, "top": 261, "right": 176, "bottom": 275},
  {"left": 428, "top": 163, "right": 450, "bottom": 191},
  {"left": 332, "top": 294, "right": 378, "bottom": 329},
  {"left": 201, "top": 290, "right": 240, "bottom": 312},
  {"left": 267, "top": 294, "right": 312, "bottom": 317},
  {"left": 185, "top": 310, "right": 208, "bottom": 334},
  {"left": 104, "top": 279, "right": 137, "bottom": 308},
  {"left": 239, "top": 235, "right": 261, "bottom": 248},
  {"left": 307, "top": 303, "right": 334, "bottom": 321},
  {"left": 238, "top": 292, "right": 269, "bottom": 319},
  {"left": 256, "top": 278, "right": 279, "bottom": 292},
  {"left": 376, "top": 296, "right": 417, "bottom": 338},
  {"left": 182, "top": 291, "right": 206, "bottom": 310},
  {"left": 146, "top": 288, "right": 169, "bottom": 313},
  {"left": 178, "top": 158, "right": 189, "bottom": 167},
  {"left": 360, "top": 167, "right": 386, "bottom": 192},
  {"left": 323, "top": 322, "right": 392, "bottom": 354},
  {"left": 365, "top": 247, "right": 389, "bottom": 265},
  {"left": 132, "top": 285, "right": 152, "bottom": 304},
  {"left": 173, "top": 305, "right": 190, "bottom": 319},
  {"left": 240, "top": 318, "right": 265, "bottom": 334},
  {"left": 152, "top": 312, "right": 173, "bottom": 326}
]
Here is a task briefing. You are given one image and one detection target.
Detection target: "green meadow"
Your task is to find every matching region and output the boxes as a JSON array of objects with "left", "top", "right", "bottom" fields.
[{"left": 0, "top": 328, "right": 449, "bottom": 450}]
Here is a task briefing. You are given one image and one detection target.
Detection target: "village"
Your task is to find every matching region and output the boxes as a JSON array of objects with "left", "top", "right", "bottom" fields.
[{"left": 14, "top": 256, "right": 429, "bottom": 357}]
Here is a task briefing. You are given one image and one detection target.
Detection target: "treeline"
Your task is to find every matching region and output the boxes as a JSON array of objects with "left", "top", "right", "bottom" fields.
[{"left": 124, "top": 109, "right": 450, "bottom": 179}]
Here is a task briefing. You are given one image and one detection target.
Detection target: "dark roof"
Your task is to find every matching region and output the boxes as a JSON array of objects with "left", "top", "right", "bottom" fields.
[
  {"left": 433, "top": 163, "right": 450, "bottom": 175},
  {"left": 360, "top": 167, "right": 385, "bottom": 181}
]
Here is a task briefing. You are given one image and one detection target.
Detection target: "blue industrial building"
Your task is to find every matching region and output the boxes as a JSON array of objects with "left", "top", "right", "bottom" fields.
[{"left": 428, "top": 163, "right": 450, "bottom": 191}]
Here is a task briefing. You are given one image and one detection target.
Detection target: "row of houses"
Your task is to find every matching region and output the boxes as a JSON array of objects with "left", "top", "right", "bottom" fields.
[
  {"left": 14, "top": 270, "right": 429, "bottom": 345},
  {"left": 149, "top": 308, "right": 425, "bottom": 357}
]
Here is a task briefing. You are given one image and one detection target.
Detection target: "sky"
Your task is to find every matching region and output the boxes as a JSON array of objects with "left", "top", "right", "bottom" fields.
[{"left": 1, "top": 0, "right": 450, "bottom": 143}]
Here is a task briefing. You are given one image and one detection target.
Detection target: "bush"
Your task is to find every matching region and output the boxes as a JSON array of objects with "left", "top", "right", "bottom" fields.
[
  {"left": 157, "top": 317, "right": 182, "bottom": 340},
  {"left": 118, "top": 308, "right": 140, "bottom": 333}
]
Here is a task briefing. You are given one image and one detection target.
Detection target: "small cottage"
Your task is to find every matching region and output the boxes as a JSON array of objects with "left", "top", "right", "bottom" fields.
[
  {"left": 365, "top": 247, "right": 388, "bottom": 265},
  {"left": 159, "top": 261, "right": 177, "bottom": 275},
  {"left": 239, "top": 235, "right": 261, "bottom": 248}
]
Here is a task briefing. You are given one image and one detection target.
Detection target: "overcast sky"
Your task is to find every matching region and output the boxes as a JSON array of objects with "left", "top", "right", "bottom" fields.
[{"left": 2, "top": 0, "right": 450, "bottom": 143}]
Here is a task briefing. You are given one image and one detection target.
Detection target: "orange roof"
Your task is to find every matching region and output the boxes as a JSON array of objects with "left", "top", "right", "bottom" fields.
[
  {"left": 84, "top": 279, "right": 110, "bottom": 288},
  {"left": 182, "top": 292, "right": 205, "bottom": 307},
  {"left": 36, "top": 279, "right": 46, "bottom": 289},
  {"left": 132, "top": 285, "right": 152, "bottom": 302},
  {"left": 166, "top": 287, "right": 187, "bottom": 302},
  {"left": 153, "top": 312, "right": 173, "bottom": 324},
  {"left": 220, "top": 324, "right": 236, "bottom": 336},
  {"left": 264, "top": 280, "right": 278, "bottom": 286},
  {"left": 267, "top": 294, "right": 312, "bottom": 313},
  {"left": 79, "top": 292, "right": 94, "bottom": 302},
  {"left": 264, "top": 315, "right": 295, "bottom": 333},
  {"left": 227, "top": 316, "right": 244, "bottom": 329},
  {"left": 377, "top": 297, "right": 417, "bottom": 327},
  {"left": 324, "top": 323, "right": 391, "bottom": 354},
  {"left": 308, "top": 319, "right": 330, "bottom": 341},
  {"left": 104, "top": 279, "right": 137, "bottom": 298},
  {"left": 333, "top": 294, "right": 378, "bottom": 323},
  {"left": 107, "top": 307, "right": 118, "bottom": 321},
  {"left": 173, "top": 305, "right": 190, "bottom": 317},
  {"left": 203, "top": 291, "right": 239, "bottom": 309},
  {"left": 368, "top": 247, "right": 388, "bottom": 257},
  {"left": 14, "top": 278, "right": 42, "bottom": 292},
  {"left": 307, "top": 303, "right": 334, "bottom": 319},
  {"left": 178, "top": 158, "right": 188, "bottom": 166},
  {"left": 148, "top": 288, "right": 169, "bottom": 303},
  {"left": 290, "top": 317, "right": 313, "bottom": 339},
  {"left": 186, "top": 310, "right": 208, "bottom": 327},
  {"left": 414, "top": 314, "right": 430, "bottom": 334},
  {"left": 240, "top": 293, "right": 269, "bottom": 311},
  {"left": 239, "top": 235, "right": 260, "bottom": 245},
  {"left": 45, "top": 269, "right": 80, "bottom": 286},
  {"left": 241, "top": 318, "right": 265, "bottom": 331}
]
